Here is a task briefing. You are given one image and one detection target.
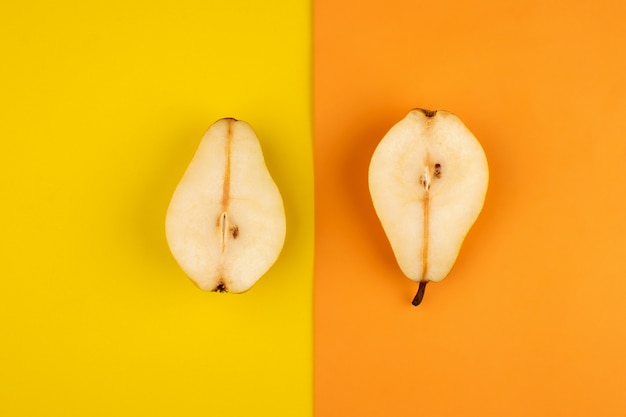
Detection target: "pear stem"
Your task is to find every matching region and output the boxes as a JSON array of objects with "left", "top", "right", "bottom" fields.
[{"left": 412, "top": 281, "right": 428, "bottom": 306}]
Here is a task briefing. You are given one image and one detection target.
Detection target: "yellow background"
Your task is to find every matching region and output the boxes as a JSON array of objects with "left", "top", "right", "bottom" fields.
[{"left": 0, "top": 1, "right": 313, "bottom": 416}]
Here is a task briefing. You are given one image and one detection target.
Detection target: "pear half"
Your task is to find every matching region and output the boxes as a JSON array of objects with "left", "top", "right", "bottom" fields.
[
  {"left": 368, "top": 109, "right": 488, "bottom": 306},
  {"left": 166, "top": 118, "right": 286, "bottom": 293}
]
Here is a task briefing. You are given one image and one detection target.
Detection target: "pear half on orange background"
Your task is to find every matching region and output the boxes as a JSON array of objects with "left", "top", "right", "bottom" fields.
[{"left": 368, "top": 109, "right": 489, "bottom": 306}]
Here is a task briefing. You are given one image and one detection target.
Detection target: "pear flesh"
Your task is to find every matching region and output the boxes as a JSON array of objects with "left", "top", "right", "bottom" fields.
[
  {"left": 368, "top": 109, "right": 488, "bottom": 306},
  {"left": 166, "top": 118, "right": 286, "bottom": 293}
]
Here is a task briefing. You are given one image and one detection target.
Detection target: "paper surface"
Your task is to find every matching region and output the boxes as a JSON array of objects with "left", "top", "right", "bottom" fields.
[
  {"left": 3, "top": 0, "right": 626, "bottom": 415},
  {"left": 313, "top": 0, "right": 626, "bottom": 415},
  {"left": 0, "top": 1, "right": 313, "bottom": 416}
]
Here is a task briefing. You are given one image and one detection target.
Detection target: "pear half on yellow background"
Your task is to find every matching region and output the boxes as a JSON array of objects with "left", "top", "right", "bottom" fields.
[
  {"left": 166, "top": 118, "right": 286, "bottom": 293},
  {"left": 368, "top": 109, "right": 489, "bottom": 306}
]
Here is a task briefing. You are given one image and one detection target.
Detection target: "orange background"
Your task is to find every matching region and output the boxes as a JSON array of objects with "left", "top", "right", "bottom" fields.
[{"left": 314, "top": 0, "right": 626, "bottom": 416}]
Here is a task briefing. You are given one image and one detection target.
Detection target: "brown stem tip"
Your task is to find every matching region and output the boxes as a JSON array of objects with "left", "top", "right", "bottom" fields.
[
  {"left": 412, "top": 281, "right": 428, "bottom": 306},
  {"left": 212, "top": 280, "right": 228, "bottom": 293},
  {"left": 416, "top": 108, "right": 437, "bottom": 118}
]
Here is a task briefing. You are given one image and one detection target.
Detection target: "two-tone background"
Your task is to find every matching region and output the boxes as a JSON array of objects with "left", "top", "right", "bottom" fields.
[{"left": 2, "top": 0, "right": 626, "bottom": 416}]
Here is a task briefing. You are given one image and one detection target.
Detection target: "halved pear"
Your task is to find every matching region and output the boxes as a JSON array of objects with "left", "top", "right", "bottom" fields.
[
  {"left": 165, "top": 118, "right": 286, "bottom": 293},
  {"left": 368, "top": 109, "right": 488, "bottom": 306}
]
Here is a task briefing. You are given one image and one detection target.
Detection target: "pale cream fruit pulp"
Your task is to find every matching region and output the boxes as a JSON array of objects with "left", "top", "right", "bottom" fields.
[
  {"left": 166, "top": 118, "right": 286, "bottom": 293},
  {"left": 368, "top": 109, "right": 488, "bottom": 303}
]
